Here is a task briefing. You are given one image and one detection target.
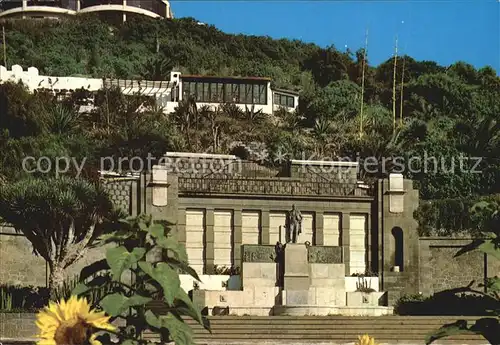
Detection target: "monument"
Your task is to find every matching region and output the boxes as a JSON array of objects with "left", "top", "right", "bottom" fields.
[
  {"left": 192, "top": 204, "right": 392, "bottom": 316},
  {"left": 286, "top": 204, "right": 302, "bottom": 243}
]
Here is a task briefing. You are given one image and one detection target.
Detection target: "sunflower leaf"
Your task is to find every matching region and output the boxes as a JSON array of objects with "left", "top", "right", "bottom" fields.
[
  {"left": 106, "top": 246, "right": 146, "bottom": 280},
  {"left": 100, "top": 293, "right": 129, "bottom": 316}
]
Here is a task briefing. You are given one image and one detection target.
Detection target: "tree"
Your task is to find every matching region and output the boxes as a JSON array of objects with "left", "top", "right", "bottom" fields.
[{"left": 0, "top": 177, "right": 119, "bottom": 295}]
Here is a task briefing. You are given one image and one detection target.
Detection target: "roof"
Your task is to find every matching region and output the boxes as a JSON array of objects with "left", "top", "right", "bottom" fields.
[
  {"left": 103, "top": 78, "right": 175, "bottom": 89},
  {"left": 272, "top": 88, "right": 300, "bottom": 96},
  {"left": 181, "top": 74, "right": 272, "bottom": 82}
]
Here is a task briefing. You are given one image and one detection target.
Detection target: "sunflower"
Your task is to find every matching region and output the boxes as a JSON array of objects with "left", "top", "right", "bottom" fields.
[
  {"left": 36, "top": 296, "right": 115, "bottom": 345},
  {"left": 355, "top": 334, "right": 379, "bottom": 345}
]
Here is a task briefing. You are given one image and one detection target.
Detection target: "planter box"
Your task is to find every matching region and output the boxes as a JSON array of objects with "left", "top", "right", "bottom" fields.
[{"left": 346, "top": 291, "right": 386, "bottom": 307}]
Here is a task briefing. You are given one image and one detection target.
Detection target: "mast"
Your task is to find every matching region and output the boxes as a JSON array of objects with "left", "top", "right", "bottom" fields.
[
  {"left": 359, "top": 28, "right": 368, "bottom": 138},
  {"left": 392, "top": 36, "right": 398, "bottom": 132}
]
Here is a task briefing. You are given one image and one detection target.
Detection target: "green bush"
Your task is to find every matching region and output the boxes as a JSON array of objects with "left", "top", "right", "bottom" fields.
[
  {"left": 395, "top": 292, "right": 499, "bottom": 316},
  {"left": 415, "top": 195, "right": 500, "bottom": 236}
]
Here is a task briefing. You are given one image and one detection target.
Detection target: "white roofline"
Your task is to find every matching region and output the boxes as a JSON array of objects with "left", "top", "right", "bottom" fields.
[
  {"left": 165, "top": 152, "right": 237, "bottom": 160},
  {"left": 290, "top": 159, "right": 358, "bottom": 167}
]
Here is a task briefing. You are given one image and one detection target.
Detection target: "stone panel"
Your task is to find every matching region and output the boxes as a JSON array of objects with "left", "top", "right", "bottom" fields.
[
  {"left": 349, "top": 214, "right": 367, "bottom": 275},
  {"left": 241, "top": 245, "right": 276, "bottom": 263},
  {"left": 269, "top": 212, "right": 286, "bottom": 244},
  {"left": 242, "top": 211, "right": 260, "bottom": 245},
  {"left": 307, "top": 246, "right": 343, "bottom": 264},
  {"left": 323, "top": 213, "right": 341, "bottom": 246},
  {"left": 301, "top": 212, "right": 314, "bottom": 244},
  {"left": 185, "top": 209, "right": 205, "bottom": 274},
  {"left": 213, "top": 210, "right": 233, "bottom": 268}
]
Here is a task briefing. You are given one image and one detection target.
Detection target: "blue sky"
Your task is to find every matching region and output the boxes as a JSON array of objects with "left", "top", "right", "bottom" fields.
[{"left": 171, "top": 0, "right": 500, "bottom": 72}]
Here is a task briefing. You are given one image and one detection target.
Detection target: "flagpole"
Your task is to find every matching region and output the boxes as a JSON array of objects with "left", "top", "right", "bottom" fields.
[
  {"left": 359, "top": 28, "right": 368, "bottom": 138},
  {"left": 392, "top": 35, "right": 398, "bottom": 133}
]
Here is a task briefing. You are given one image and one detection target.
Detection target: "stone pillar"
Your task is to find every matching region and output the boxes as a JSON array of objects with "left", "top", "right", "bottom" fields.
[
  {"left": 204, "top": 209, "right": 215, "bottom": 274},
  {"left": 76, "top": 0, "right": 81, "bottom": 11},
  {"left": 130, "top": 179, "right": 138, "bottom": 217},
  {"left": 122, "top": 0, "right": 127, "bottom": 23},
  {"left": 177, "top": 208, "right": 186, "bottom": 245},
  {"left": 283, "top": 244, "right": 310, "bottom": 291},
  {"left": 261, "top": 210, "right": 270, "bottom": 245},
  {"left": 341, "top": 212, "right": 350, "bottom": 276},
  {"left": 22, "top": 0, "right": 27, "bottom": 19},
  {"left": 314, "top": 212, "right": 324, "bottom": 245},
  {"left": 366, "top": 213, "right": 372, "bottom": 272},
  {"left": 232, "top": 209, "right": 243, "bottom": 269}
]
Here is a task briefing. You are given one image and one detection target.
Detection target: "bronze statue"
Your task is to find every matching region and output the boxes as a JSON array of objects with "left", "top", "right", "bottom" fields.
[{"left": 286, "top": 204, "right": 303, "bottom": 243}]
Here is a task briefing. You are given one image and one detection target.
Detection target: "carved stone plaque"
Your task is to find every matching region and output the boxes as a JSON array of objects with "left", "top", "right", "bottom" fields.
[
  {"left": 307, "top": 246, "right": 343, "bottom": 264},
  {"left": 241, "top": 245, "right": 276, "bottom": 263}
]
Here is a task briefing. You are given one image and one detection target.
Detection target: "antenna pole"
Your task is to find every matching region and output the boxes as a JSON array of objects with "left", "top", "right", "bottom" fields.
[
  {"left": 2, "top": 26, "right": 6, "bottom": 68},
  {"left": 392, "top": 36, "right": 398, "bottom": 132},
  {"left": 359, "top": 28, "right": 368, "bottom": 138},
  {"left": 399, "top": 55, "right": 406, "bottom": 126}
]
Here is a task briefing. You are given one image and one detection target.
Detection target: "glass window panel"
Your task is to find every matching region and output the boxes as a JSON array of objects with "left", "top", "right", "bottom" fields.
[
  {"left": 217, "top": 83, "right": 224, "bottom": 102},
  {"left": 274, "top": 93, "right": 280, "bottom": 105},
  {"left": 239, "top": 84, "right": 246, "bottom": 104},
  {"left": 253, "top": 85, "right": 260, "bottom": 104},
  {"left": 259, "top": 85, "right": 267, "bottom": 104},
  {"left": 210, "top": 83, "right": 217, "bottom": 103},
  {"left": 183, "top": 82, "right": 190, "bottom": 99},
  {"left": 232, "top": 84, "right": 240, "bottom": 103},
  {"left": 195, "top": 82, "right": 203, "bottom": 102},
  {"left": 245, "top": 84, "right": 253, "bottom": 104},
  {"left": 203, "top": 82, "right": 210, "bottom": 102},
  {"left": 287, "top": 96, "right": 294, "bottom": 107}
]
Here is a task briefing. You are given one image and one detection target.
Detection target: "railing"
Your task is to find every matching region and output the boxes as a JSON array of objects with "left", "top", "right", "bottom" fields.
[{"left": 178, "top": 177, "right": 373, "bottom": 197}]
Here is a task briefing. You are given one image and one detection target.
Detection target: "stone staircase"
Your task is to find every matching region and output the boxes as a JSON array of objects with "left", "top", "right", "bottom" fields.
[{"left": 143, "top": 316, "right": 491, "bottom": 344}]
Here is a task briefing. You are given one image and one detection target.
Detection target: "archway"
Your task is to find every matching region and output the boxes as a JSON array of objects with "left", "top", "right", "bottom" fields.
[{"left": 392, "top": 227, "right": 404, "bottom": 271}]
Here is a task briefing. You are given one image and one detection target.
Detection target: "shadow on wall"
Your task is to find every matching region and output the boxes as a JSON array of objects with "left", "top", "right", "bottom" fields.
[{"left": 395, "top": 291, "right": 500, "bottom": 316}]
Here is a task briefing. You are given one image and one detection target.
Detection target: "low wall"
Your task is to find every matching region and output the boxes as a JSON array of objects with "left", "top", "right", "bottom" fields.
[{"left": 0, "top": 313, "right": 37, "bottom": 339}]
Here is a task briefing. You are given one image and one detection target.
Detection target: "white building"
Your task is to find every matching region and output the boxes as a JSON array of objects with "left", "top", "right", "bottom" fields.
[
  {"left": 0, "top": 0, "right": 173, "bottom": 22},
  {"left": 0, "top": 64, "right": 299, "bottom": 114}
]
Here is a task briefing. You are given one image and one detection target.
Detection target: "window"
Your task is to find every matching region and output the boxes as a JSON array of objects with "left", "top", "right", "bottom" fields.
[{"left": 274, "top": 93, "right": 295, "bottom": 108}]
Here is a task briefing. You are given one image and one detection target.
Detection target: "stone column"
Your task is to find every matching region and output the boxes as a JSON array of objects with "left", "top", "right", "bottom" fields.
[
  {"left": 76, "top": 0, "right": 81, "bottom": 11},
  {"left": 314, "top": 212, "right": 324, "bottom": 245},
  {"left": 177, "top": 208, "right": 186, "bottom": 245},
  {"left": 366, "top": 213, "right": 372, "bottom": 272},
  {"left": 232, "top": 209, "right": 243, "bottom": 269},
  {"left": 204, "top": 209, "right": 215, "bottom": 274},
  {"left": 260, "top": 210, "right": 270, "bottom": 245},
  {"left": 122, "top": 0, "right": 127, "bottom": 23},
  {"left": 22, "top": 0, "right": 27, "bottom": 19},
  {"left": 341, "top": 212, "right": 350, "bottom": 276}
]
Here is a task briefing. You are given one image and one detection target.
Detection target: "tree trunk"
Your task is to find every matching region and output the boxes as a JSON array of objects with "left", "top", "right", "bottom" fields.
[{"left": 48, "top": 263, "right": 66, "bottom": 301}]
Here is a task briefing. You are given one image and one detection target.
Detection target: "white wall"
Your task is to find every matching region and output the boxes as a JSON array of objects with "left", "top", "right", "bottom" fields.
[
  {"left": 0, "top": 65, "right": 299, "bottom": 115},
  {"left": 180, "top": 274, "right": 241, "bottom": 292},
  {"left": 0, "top": 65, "right": 103, "bottom": 92}
]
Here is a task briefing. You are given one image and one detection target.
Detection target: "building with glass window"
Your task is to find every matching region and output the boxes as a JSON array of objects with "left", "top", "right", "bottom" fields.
[
  {"left": 0, "top": 64, "right": 299, "bottom": 115},
  {"left": 0, "top": 0, "right": 173, "bottom": 22}
]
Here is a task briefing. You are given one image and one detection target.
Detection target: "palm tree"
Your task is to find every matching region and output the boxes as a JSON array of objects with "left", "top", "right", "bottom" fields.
[
  {"left": 44, "top": 103, "right": 80, "bottom": 135},
  {"left": 0, "top": 176, "right": 118, "bottom": 296}
]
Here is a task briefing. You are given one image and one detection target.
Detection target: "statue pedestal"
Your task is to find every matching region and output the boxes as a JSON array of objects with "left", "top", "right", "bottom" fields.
[{"left": 283, "top": 243, "right": 310, "bottom": 292}]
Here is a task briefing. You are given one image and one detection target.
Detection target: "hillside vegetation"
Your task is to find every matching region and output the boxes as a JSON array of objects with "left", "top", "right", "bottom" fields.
[{"left": 1, "top": 15, "right": 499, "bottom": 213}]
